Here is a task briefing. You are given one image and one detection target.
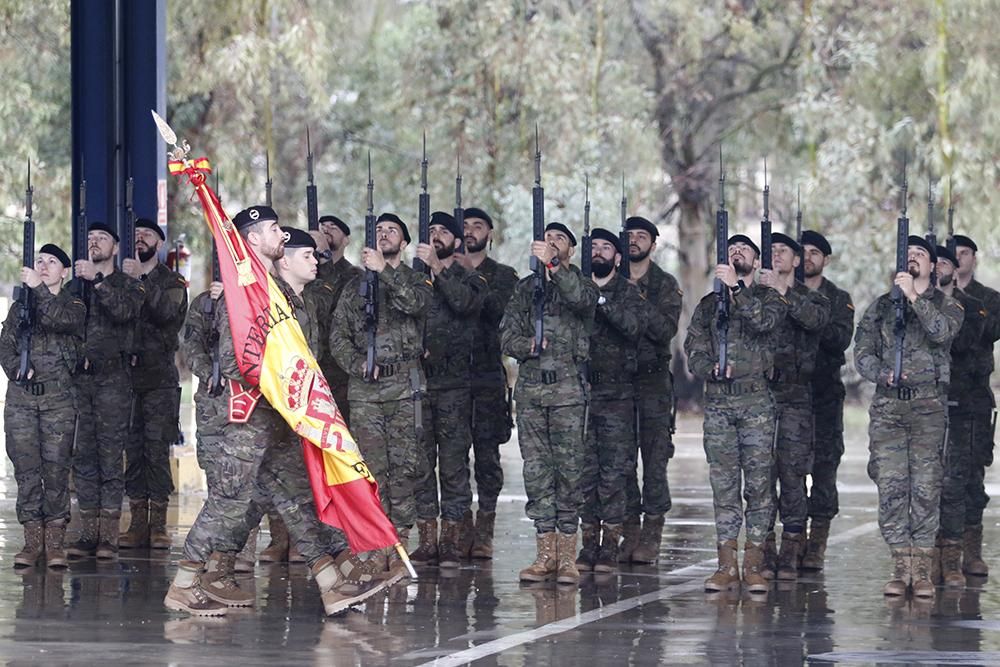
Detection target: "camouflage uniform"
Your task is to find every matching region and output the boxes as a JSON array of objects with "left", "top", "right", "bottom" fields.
[
  {"left": 416, "top": 262, "right": 487, "bottom": 521},
  {"left": 580, "top": 272, "right": 646, "bottom": 525},
  {"left": 1, "top": 286, "right": 85, "bottom": 523},
  {"left": 767, "top": 282, "right": 830, "bottom": 533},
  {"left": 855, "top": 287, "right": 963, "bottom": 548},
  {"left": 69, "top": 271, "right": 145, "bottom": 512},
  {"left": 684, "top": 282, "right": 787, "bottom": 543},
  {"left": 469, "top": 257, "right": 518, "bottom": 513},
  {"left": 500, "top": 264, "right": 599, "bottom": 534},
  {"left": 330, "top": 262, "right": 433, "bottom": 532},
  {"left": 125, "top": 262, "right": 188, "bottom": 503},
  {"left": 315, "top": 257, "right": 361, "bottom": 426},
  {"left": 807, "top": 277, "right": 855, "bottom": 522}
]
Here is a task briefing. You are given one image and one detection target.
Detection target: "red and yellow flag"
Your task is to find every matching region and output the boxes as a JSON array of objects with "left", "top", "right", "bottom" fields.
[{"left": 172, "top": 161, "right": 398, "bottom": 554}]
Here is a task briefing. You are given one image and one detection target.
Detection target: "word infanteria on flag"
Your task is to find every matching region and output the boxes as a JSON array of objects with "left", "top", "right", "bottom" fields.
[{"left": 153, "top": 111, "right": 401, "bottom": 557}]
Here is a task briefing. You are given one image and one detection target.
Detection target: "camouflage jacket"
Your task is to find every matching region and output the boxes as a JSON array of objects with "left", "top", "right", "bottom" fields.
[
  {"left": 960, "top": 278, "right": 1000, "bottom": 381},
  {"left": 469, "top": 256, "right": 518, "bottom": 383},
  {"left": 317, "top": 256, "right": 362, "bottom": 305},
  {"left": 182, "top": 290, "right": 221, "bottom": 389},
  {"left": 132, "top": 262, "right": 188, "bottom": 387},
  {"left": 769, "top": 280, "right": 830, "bottom": 393},
  {"left": 0, "top": 286, "right": 85, "bottom": 384},
  {"left": 684, "top": 282, "right": 788, "bottom": 384},
  {"left": 331, "top": 262, "right": 433, "bottom": 403},
  {"left": 854, "top": 287, "right": 963, "bottom": 390},
  {"left": 947, "top": 288, "right": 988, "bottom": 399},
  {"left": 633, "top": 262, "right": 682, "bottom": 384},
  {"left": 589, "top": 272, "right": 647, "bottom": 401},
  {"left": 304, "top": 278, "right": 337, "bottom": 366},
  {"left": 810, "top": 277, "right": 855, "bottom": 396},
  {"left": 69, "top": 270, "right": 145, "bottom": 365},
  {"left": 423, "top": 262, "right": 488, "bottom": 391},
  {"left": 500, "top": 263, "right": 599, "bottom": 407}
]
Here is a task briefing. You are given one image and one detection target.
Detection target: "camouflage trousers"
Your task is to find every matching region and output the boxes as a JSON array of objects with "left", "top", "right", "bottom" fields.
[
  {"left": 962, "top": 383, "right": 995, "bottom": 527},
  {"left": 470, "top": 376, "right": 511, "bottom": 513},
  {"left": 940, "top": 406, "right": 973, "bottom": 540},
  {"left": 580, "top": 395, "right": 635, "bottom": 525},
  {"left": 351, "top": 398, "right": 424, "bottom": 532},
  {"left": 124, "top": 382, "right": 180, "bottom": 503},
  {"left": 322, "top": 360, "right": 351, "bottom": 428},
  {"left": 807, "top": 389, "right": 845, "bottom": 521},
  {"left": 866, "top": 394, "right": 945, "bottom": 548},
  {"left": 517, "top": 403, "right": 586, "bottom": 534},
  {"left": 73, "top": 368, "right": 131, "bottom": 511},
  {"left": 768, "top": 387, "right": 814, "bottom": 531},
  {"left": 702, "top": 387, "right": 776, "bottom": 543},
  {"left": 416, "top": 387, "right": 474, "bottom": 521},
  {"left": 4, "top": 381, "right": 76, "bottom": 523},
  {"left": 625, "top": 374, "right": 674, "bottom": 519}
]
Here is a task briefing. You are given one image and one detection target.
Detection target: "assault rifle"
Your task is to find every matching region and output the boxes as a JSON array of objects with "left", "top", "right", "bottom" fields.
[
  {"left": 203, "top": 170, "right": 223, "bottom": 396},
  {"left": 360, "top": 153, "right": 379, "bottom": 380},
  {"left": 121, "top": 172, "right": 136, "bottom": 267},
  {"left": 619, "top": 174, "right": 630, "bottom": 280},
  {"left": 454, "top": 152, "right": 465, "bottom": 254},
  {"left": 306, "top": 128, "right": 319, "bottom": 231},
  {"left": 414, "top": 133, "right": 430, "bottom": 274},
  {"left": 265, "top": 151, "right": 273, "bottom": 208},
  {"left": 581, "top": 175, "right": 592, "bottom": 278},
  {"left": 715, "top": 147, "right": 729, "bottom": 378},
  {"left": 794, "top": 187, "right": 804, "bottom": 283},
  {"left": 925, "top": 177, "right": 937, "bottom": 285},
  {"left": 14, "top": 161, "right": 35, "bottom": 385},
  {"left": 760, "top": 158, "right": 772, "bottom": 271},
  {"left": 891, "top": 160, "right": 910, "bottom": 388},
  {"left": 946, "top": 177, "right": 956, "bottom": 257},
  {"left": 530, "top": 126, "right": 545, "bottom": 357}
]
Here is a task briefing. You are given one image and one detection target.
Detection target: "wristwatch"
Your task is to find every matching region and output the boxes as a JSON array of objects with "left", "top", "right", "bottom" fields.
[{"left": 730, "top": 279, "right": 745, "bottom": 295}]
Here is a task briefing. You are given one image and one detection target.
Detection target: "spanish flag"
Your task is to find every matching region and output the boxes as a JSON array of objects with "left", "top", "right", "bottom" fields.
[{"left": 170, "top": 157, "right": 398, "bottom": 555}]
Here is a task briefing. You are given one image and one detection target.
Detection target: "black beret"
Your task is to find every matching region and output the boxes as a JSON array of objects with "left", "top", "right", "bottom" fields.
[
  {"left": 625, "top": 216, "right": 658, "bottom": 239},
  {"left": 429, "top": 211, "right": 462, "bottom": 240},
  {"left": 907, "top": 235, "right": 937, "bottom": 263},
  {"left": 233, "top": 205, "right": 278, "bottom": 231},
  {"left": 771, "top": 231, "right": 802, "bottom": 254},
  {"left": 281, "top": 226, "right": 317, "bottom": 250},
  {"left": 135, "top": 217, "right": 165, "bottom": 240},
  {"left": 728, "top": 234, "right": 760, "bottom": 257},
  {"left": 801, "top": 230, "right": 832, "bottom": 256},
  {"left": 376, "top": 212, "right": 410, "bottom": 243},
  {"left": 953, "top": 235, "right": 978, "bottom": 252},
  {"left": 590, "top": 227, "right": 622, "bottom": 255},
  {"left": 545, "top": 222, "right": 577, "bottom": 247},
  {"left": 39, "top": 243, "right": 71, "bottom": 268},
  {"left": 88, "top": 222, "right": 119, "bottom": 243},
  {"left": 936, "top": 245, "right": 957, "bottom": 267},
  {"left": 318, "top": 214, "right": 350, "bottom": 236},
  {"left": 464, "top": 207, "right": 493, "bottom": 229}
]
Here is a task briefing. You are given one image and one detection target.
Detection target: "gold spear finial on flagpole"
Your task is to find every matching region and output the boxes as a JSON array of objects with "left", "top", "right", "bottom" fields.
[{"left": 151, "top": 110, "right": 191, "bottom": 163}]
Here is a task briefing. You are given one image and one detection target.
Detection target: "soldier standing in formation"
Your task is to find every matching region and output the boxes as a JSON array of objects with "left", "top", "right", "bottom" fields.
[{"left": 119, "top": 218, "right": 188, "bottom": 551}]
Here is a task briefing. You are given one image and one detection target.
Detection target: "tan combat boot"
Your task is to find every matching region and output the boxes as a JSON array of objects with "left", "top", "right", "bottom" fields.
[
  {"left": 259, "top": 511, "right": 289, "bottom": 562},
  {"left": 313, "top": 550, "right": 401, "bottom": 616},
  {"left": 631, "top": 514, "right": 665, "bottom": 564},
  {"left": 149, "top": 500, "right": 171, "bottom": 549},
  {"left": 883, "top": 547, "right": 911, "bottom": 596},
  {"left": 13, "top": 521, "right": 44, "bottom": 568},
  {"left": 519, "top": 532, "right": 558, "bottom": 582},
  {"left": 235, "top": 526, "right": 258, "bottom": 573},
  {"left": 67, "top": 509, "right": 99, "bottom": 559},
  {"left": 95, "top": 510, "right": 121, "bottom": 560},
  {"left": 438, "top": 519, "right": 463, "bottom": 569},
  {"left": 575, "top": 523, "right": 600, "bottom": 572},
  {"left": 164, "top": 560, "right": 228, "bottom": 616},
  {"left": 556, "top": 532, "right": 580, "bottom": 585},
  {"left": 761, "top": 531, "right": 777, "bottom": 580},
  {"left": 470, "top": 511, "right": 496, "bottom": 560},
  {"left": 940, "top": 539, "right": 967, "bottom": 588},
  {"left": 618, "top": 519, "right": 641, "bottom": 563},
  {"left": 776, "top": 532, "right": 804, "bottom": 581},
  {"left": 118, "top": 499, "right": 149, "bottom": 549},
  {"left": 288, "top": 544, "right": 306, "bottom": 563},
  {"left": 704, "top": 539, "right": 739, "bottom": 592},
  {"left": 200, "top": 551, "right": 255, "bottom": 606},
  {"left": 595, "top": 523, "right": 624, "bottom": 574},
  {"left": 458, "top": 509, "right": 475, "bottom": 559},
  {"left": 409, "top": 519, "right": 439, "bottom": 566},
  {"left": 911, "top": 546, "right": 936, "bottom": 598},
  {"left": 800, "top": 519, "right": 830, "bottom": 571},
  {"left": 963, "top": 524, "right": 989, "bottom": 577},
  {"left": 742, "top": 541, "right": 769, "bottom": 593},
  {"left": 44, "top": 519, "right": 68, "bottom": 569}
]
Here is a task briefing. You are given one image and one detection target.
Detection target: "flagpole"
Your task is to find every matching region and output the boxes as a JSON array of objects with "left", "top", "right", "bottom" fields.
[{"left": 395, "top": 544, "right": 418, "bottom": 580}]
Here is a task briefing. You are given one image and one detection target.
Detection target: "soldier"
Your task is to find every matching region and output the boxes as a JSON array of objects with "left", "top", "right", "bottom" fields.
[
  {"left": 621, "top": 216, "right": 682, "bottom": 564},
  {"left": 951, "top": 234, "right": 1000, "bottom": 577},
  {"left": 576, "top": 228, "right": 646, "bottom": 574},
  {"left": 935, "top": 244, "right": 986, "bottom": 587},
  {"left": 855, "top": 235, "right": 962, "bottom": 598},
  {"left": 463, "top": 206, "right": 518, "bottom": 560},
  {"left": 684, "top": 234, "right": 786, "bottom": 594},
  {"left": 410, "top": 211, "right": 487, "bottom": 568},
  {"left": 330, "top": 212, "right": 433, "bottom": 544},
  {"left": 758, "top": 231, "right": 830, "bottom": 581},
  {"left": 118, "top": 218, "right": 188, "bottom": 550},
  {"left": 799, "top": 230, "right": 855, "bottom": 571},
  {"left": 1, "top": 244, "right": 85, "bottom": 568},
  {"left": 66, "top": 222, "right": 145, "bottom": 561},
  {"left": 166, "top": 208, "right": 398, "bottom": 617},
  {"left": 500, "top": 222, "right": 599, "bottom": 585}
]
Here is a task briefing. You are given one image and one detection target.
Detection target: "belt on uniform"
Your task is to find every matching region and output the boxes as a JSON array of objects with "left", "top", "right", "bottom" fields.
[
  {"left": 875, "top": 384, "right": 938, "bottom": 401},
  {"left": 770, "top": 369, "right": 810, "bottom": 385},
  {"left": 16, "top": 379, "right": 67, "bottom": 396},
  {"left": 588, "top": 370, "right": 633, "bottom": 385},
  {"left": 637, "top": 361, "right": 668, "bottom": 376},
  {"left": 520, "top": 367, "right": 579, "bottom": 385},
  {"left": 424, "top": 361, "right": 470, "bottom": 379},
  {"left": 376, "top": 358, "right": 421, "bottom": 378},
  {"left": 80, "top": 356, "right": 128, "bottom": 374},
  {"left": 705, "top": 380, "right": 766, "bottom": 396}
]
